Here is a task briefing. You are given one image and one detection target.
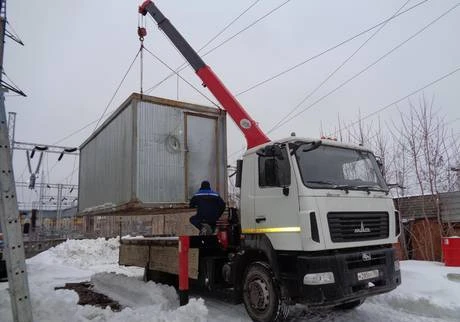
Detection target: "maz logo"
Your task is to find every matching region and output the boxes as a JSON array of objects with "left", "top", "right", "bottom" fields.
[
  {"left": 362, "top": 253, "right": 372, "bottom": 261},
  {"left": 354, "top": 221, "right": 371, "bottom": 233}
]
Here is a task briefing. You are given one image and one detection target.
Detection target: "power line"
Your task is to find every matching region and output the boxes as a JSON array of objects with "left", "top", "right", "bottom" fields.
[
  {"left": 51, "top": 2, "right": 261, "bottom": 146},
  {"left": 52, "top": 44, "right": 221, "bottom": 146},
  {"left": 55, "top": 152, "right": 79, "bottom": 185},
  {"left": 337, "top": 113, "right": 460, "bottom": 157},
  {"left": 93, "top": 48, "right": 141, "bottom": 132},
  {"left": 229, "top": 66, "right": 460, "bottom": 164},
  {"left": 145, "top": 0, "right": 290, "bottom": 94},
  {"left": 331, "top": 66, "right": 460, "bottom": 138},
  {"left": 143, "top": 46, "right": 220, "bottom": 108},
  {"left": 144, "top": 0, "right": 261, "bottom": 93},
  {"left": 273, "top": 3, "right": 459, "bottom": 132},
  {"left": 195, "top": 0, "right": 261, "bottom": 56},
  {"left": 53, "top": 119, "right": 98, "bottom": 145},
  {"left": 235, "top": 0, "right": 431, "bottom": 96},
  {"left": 228, "top": 1, "right": 452, "bottom": 160},
  {"left": 201, "top": 0, "right": 292, "bottom": 57},
  {"left": 267, "top": 0, "right": 412, "bottom": 134}
]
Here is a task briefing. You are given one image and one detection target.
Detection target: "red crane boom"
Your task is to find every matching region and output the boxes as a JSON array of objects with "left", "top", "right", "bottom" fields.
[{"left": 139, "top": 1, "right": 270, "bottom": 149}]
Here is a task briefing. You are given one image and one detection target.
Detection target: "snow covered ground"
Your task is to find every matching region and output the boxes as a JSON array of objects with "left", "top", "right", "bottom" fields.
[{"left": 1, "top": 238, "right": 459, "bottom": 322}]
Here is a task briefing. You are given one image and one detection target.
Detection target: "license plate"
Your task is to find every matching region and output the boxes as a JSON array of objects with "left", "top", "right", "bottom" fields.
[{"left": 357, "top": 269, "right": 379, "bottom": 281}]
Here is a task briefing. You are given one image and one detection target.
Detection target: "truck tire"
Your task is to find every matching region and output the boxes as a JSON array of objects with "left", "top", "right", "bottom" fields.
[
  {"left": 242, "top": 261, "right": 289, "bottom": 322},
  {"left": 333, "top": 298, "right": 365, "bottom": 310}
]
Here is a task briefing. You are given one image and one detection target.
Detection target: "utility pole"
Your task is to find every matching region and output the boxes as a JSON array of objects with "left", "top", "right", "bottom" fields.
[{"left": 0, "top": 0, "right": 33, "bottom": 321}]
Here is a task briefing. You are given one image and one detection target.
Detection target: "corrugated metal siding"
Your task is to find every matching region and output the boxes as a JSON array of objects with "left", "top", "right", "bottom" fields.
[
  {"left": 217, "top": 114, "right": 227, "bottom": 200},
  {"left": 79, "top": 105, "right": 133, "bottom": 210},
  {"left": 136, "top": 101, "right": 186, "bottom": 202},
  {"left": 394, "top": 195, "right": 438, "bottom": 219},
  {"left": 394, "top": 191, "right": 460, "bottom": 223},
  {"left": 440, "top": 191, "right": 460, "bottom": 222},
  {"left": 79, "top": 94, "right": 227, "bottom": 212},
  {"left": 186, "top": 115, "right": 218, "bottom": 199}
]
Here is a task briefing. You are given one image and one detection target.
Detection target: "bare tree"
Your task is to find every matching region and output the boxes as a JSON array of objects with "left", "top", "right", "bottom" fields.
[{"left": 328, "top": 94, "right": 458, "bottom": 260}]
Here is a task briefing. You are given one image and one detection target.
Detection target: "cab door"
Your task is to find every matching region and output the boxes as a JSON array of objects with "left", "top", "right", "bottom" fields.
[{"left": 251, "top": 146, "right": 301, "bottom": 249}]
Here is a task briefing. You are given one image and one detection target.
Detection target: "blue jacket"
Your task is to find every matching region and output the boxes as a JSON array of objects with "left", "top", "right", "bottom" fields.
[{"left": 189, "top": 188, "right": 226, "bottom": 222}]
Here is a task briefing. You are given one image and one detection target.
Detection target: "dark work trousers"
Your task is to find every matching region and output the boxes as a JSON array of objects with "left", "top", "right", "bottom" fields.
[{"left": 189, "top": 215, "right": 215, "bottom": 230}]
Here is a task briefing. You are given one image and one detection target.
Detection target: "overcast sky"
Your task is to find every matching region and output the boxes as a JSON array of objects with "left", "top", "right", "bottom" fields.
[{"left": 5, "top": 0, "right": 460, "bottom": 208}]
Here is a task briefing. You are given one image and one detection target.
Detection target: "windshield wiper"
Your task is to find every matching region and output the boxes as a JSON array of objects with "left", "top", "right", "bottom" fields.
[
  {"left": 306, "top": 180, "right": 351, "bottom": 192},
  {"left": 354, "top": 185, "right": 387, "bottom": 193},
  {"left": 307, "top": 180, "right": 336, "bottom": 185}
]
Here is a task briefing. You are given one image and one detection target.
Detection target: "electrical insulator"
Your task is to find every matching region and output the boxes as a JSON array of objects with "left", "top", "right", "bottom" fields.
[{"left": 29, "top": 173, "right": 36, "bottom": 189}]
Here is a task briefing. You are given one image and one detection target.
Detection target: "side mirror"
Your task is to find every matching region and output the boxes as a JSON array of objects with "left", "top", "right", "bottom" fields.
[
  {"left": 375, "top": 156, "right": 384, "bottom": 175},
  {"left": 235, "top": 159, "right": 243, "bottom": 188},
  {"left": 257, "top": 145, "right": 284, "bottom": 159}
]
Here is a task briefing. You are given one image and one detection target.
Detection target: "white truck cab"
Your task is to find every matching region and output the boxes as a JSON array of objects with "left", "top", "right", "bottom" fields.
[{"left": 240, "top": 137, "right": 399, "bottom": 252}]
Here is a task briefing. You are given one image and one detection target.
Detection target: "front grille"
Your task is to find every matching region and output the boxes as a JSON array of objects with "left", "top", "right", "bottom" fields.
[{"left": 328, "top": 212, "right": 389, "bottom": 242}]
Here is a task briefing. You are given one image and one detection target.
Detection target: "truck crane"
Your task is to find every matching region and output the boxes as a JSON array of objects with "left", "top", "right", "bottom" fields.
[{"left": 126, "top": 2, "right": 402, "bottom": 321}]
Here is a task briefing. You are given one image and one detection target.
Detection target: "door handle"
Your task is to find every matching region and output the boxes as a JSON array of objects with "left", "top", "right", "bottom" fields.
[{"left": 255, "top": 216, "right": 266, "bottom": 223}]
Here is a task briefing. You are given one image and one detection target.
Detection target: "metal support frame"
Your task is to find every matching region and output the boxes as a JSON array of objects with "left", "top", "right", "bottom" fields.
[
  {"left": 0, "top": 0, "right": 33, "bottom": 320},
  {"left": 15, "top": 181, "right": 77, "bottom": 189},
  {"left": 0, "top": 96, "right": 33, "bottom": 322},
  {"left": 13, "top": 141, "right": 79, "bottom": 156}
]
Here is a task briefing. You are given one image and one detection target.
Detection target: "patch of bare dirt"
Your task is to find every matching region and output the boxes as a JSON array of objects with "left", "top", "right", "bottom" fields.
[{"left": 55, "top": 282, "right": 121, "bottom": 311}]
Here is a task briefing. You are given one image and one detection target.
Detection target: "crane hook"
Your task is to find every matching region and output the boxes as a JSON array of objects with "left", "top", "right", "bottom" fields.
[{"left": 138, "top": 26, "right": 147, "bottom": 42}]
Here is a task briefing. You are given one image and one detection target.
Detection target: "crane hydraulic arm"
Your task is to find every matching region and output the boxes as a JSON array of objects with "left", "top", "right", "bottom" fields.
[{"left": 139, "top": 1, "right": 270, "bottom": 149}]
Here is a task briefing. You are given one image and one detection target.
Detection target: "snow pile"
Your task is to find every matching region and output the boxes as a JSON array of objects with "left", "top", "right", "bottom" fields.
[
  {"left": 91, "top": 272, "right": 178, "bottom": 309},
  {"left": 91, "top": 273, "right": 208, "bottom": 321},
  {"left": 2, "top": 238, "right": 460, "bottom": 322},
  {"left": 0, "top": 238, "right": 208, "bottom": 322},
  {"left": 29, "top": 237, "right": 120, "bottom": 269},
  {"left": 369, "top": 261, "right": 460, "bottom": 320},
  {"left": 6, "top": 287, "right": 208, "bottom": 322}
]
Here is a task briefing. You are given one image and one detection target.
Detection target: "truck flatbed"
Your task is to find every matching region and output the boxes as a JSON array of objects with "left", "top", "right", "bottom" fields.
[{"left": 119, "top": 235, "right": 222, "bottom": 280}]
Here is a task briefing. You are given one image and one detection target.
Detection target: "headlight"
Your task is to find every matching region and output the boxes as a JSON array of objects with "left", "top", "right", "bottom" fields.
[
  {"left": 303, "top": 272, "right": 335, "bottom": 285},
  {"left": 394, "top": 260, "right": 400, "bottom": 271}
]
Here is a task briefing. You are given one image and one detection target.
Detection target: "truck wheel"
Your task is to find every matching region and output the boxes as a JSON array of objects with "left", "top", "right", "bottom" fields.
[
  {"left": 242, "top": 261, "right": 289, "bottom": 322},
  {"left": 334, "top": 298, "right": 365, "bottom": 310}
]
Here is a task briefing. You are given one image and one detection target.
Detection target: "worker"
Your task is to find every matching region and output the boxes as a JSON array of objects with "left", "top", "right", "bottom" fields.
[{"left": 189, "top": 180, "right": 226, "bottom": 235}]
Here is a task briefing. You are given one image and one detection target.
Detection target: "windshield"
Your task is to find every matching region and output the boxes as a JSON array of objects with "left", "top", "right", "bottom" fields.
[{"left": 295, "top": 144, "right": 388, "bottom": 192}]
